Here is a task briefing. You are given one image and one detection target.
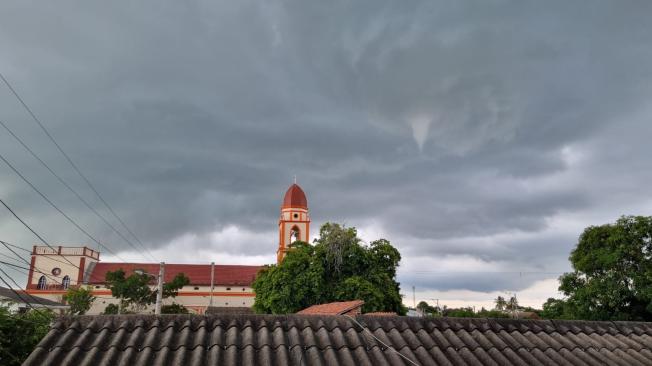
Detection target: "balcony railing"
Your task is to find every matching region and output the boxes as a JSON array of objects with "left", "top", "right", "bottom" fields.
[{"left": 32, "top": 246, "right": 100, "bottom": 260}]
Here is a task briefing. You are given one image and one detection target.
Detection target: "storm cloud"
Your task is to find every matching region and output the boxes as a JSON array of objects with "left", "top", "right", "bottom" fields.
[{"left": 1, "top": 1, "right": 652, "bottom": 305}]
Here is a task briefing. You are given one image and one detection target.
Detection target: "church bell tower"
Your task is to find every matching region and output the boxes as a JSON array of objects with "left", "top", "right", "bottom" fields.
[{"left": 277, "top": 183, "right": 310, "bottom": 263}]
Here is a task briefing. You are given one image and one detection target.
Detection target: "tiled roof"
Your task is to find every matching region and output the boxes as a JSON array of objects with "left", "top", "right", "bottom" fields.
[
  {"left": 282, "top": 183, "right": 308, "bottom": 209},
  {"left": 205, "top": 306, "right": 254, "bottom": 315},
  {"left": 89, "top": 263, "right": 261, "bottom": 286},
  {"left": 365, "top": 311, "right": 397, "bottom": 316},
  {"left": 24, "top": 314, "right": 652, "bottom": 365},
  {"left": 297, "top": 300, "right": 364, "bottom": 315}
]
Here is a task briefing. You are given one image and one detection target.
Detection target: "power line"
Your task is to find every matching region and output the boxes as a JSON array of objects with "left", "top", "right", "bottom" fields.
[
  {"left": 0, "top": 252, "right": 24, "bottom": 265},
  {"left": 0, "top": 260, "right": 30, "bottom": 271},
  {"left": 1, "top": 240, "right": 78, "bottom": 284},
  {"left": 0, "top": 72, "right": 153, "bottom": 261},
  {"left": 0, "top": 268, "right": 53, "bottom": 320},
  {"left": 0, "top": 198, "right": 87, "bottom": 270},
  {"left": 0, "top": 253, "right": 113, "bottom": 300},
  {"left": 0, "top": 240, "right": 31, "bottom": 253},
  {"left": 344, "top": 315, "right": 420, "bottom": 366},
  {"left": 0, "top": 152, "right": 126, "bottom": 261},
  {"left": 0, "top": 119, "right": 155, "bottom": 262},
  {"left": 1, "top": 243, "right": 77, "bottom": 269}
]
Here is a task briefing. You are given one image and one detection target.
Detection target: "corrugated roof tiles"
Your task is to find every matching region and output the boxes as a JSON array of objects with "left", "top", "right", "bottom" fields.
[{"left": 23, "top": 314, "right": 652, "bottom": 365}]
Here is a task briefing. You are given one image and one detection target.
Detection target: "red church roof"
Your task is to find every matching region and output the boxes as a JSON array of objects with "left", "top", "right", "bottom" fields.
[
  {"left": 282, "top": 184, "right": 308, "bottom": 209},
  {"left": 89, "top": 263, "right": 261, "bottom": 286}
]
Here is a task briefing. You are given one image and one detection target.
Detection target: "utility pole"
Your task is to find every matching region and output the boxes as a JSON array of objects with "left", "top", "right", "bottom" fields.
[
  {"left": 155, "top": 262, "right": 165, "bottom": 315},
  {"left": 209, "top": 261, "right": 215, "bottom": 307}
]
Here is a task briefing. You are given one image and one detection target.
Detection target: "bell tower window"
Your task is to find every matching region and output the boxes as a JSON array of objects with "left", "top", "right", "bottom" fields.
[
  {"left": 290, "top": 226, "right": 300, "bottom": 243},
  {"left": 62, "top": 275, "right": 71, "bottom": 289},
  {"left": 37, "top": 276, "right": 47, "bottom": 290}
]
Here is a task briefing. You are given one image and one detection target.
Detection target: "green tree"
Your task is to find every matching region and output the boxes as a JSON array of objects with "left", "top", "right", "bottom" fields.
[
  {"left": 105, "top": 269, "right": 190, "bottom": 313},
  {"left": 417, "top": 301, "right": 437, "bottom": 315},
  {"left": 551, "top": 216, "right": 652, "bottom": 321},
  {"left": 506, "top": 296, "right": 519, "bottom": 311},
  {"left": 443, "top": 307, "right": 476, "bottom": 317},
  {"left": 494, "top": 296, "right": 507, "bottom": 311},
  {"left": 540, "top": 298, "right": 572, "bottom": 319},
  {"left": 102, "top": 303, "right": 120, "bottom": 315},
  {"left": 161, "top": 303, "right": 189, "bottom": 314},
  {"left": 253, "top": 223, "right": 406, "bottom": 315},
  {"left": 0, "top": 306, "right": 55, "bottom": 366},
  {"left": 63, "top": 286, "right": 95, "bottom": 315}
]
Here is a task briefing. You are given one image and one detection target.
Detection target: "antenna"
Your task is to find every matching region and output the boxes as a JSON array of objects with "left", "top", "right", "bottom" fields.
[{"left": 293, "top": 175, "right": 297, "bottom": 184}]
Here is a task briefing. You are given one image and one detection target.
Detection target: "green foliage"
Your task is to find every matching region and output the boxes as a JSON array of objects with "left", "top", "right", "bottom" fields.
[
  {"left": 105, "top": 269, "right": 190, "bottom": 313},
  {"left": 442, "top": 307, "right": 476, "bottom": 317},
  {"left": 0, "top": 306, "right": 55, "bottom": 365},
  {"left": 417, "top": 301, "right": 438, "bottom": 315},
  {"left": 505, "top": 296, "right": 519, "bottom": 311},
  {"left": 440, "top": 306, "right": 510, "bottom": 318},
  {"left": 494, "top": 296, "right": 507, "bottom": 311},
  {"left": 540, "top": 298, "right": 573, "bottom": 319},
  {"left": 550, "top": 216, "right": 652, "bottom": 321},
  {"left": 63, "top": 286, "right": 95, "bottom": 315},
  {"left": 253, "top": 223, "right": 406, "bottom": 315},
  {"left": 103, "top": 303, "right": 119, "bottom": 315},
  {"left": 161, "top": 303, "right": 189, "bottom": 314}
]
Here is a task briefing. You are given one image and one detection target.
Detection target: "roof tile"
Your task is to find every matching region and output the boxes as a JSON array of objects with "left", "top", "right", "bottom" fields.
[
  {"left": 297, "top": 300, "right": 364, "bottom": 315},
  {"left": 24, "top": 315, "right": 652, "bottom": 366},
  {"left": 89, "top": 263, "right": 261, "bottom": 286}
]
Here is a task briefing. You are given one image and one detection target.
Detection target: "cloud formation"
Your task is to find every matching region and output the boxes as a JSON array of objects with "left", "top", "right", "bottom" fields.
[{"left": 1, "top": 1, "right": 652, "bottom": 306}]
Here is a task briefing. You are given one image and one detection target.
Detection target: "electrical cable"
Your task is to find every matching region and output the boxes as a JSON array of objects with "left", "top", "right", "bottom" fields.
[
  {"left": 0, "top": 259, "right": 114, "bottom": 301},
  {"left": 344, "top": 315, "right": 420, "bottom": 366},
  {"left": 0, "top": 153, "right": 126, "bottom": 261},
  {"left": 0, "top": 72, "right": 153, "bottom": 262},
  {"left": 1, "top": 239, "right": 101, "bottom": 271},
  {"left": 0, "top": 119, "right": 155, "bottom": 262},
  {"left": 0, "top": 198, "right": 89, "bottom": 271},
  {"left": 0, "top": 268, "right": 53, "bottom": 319}
]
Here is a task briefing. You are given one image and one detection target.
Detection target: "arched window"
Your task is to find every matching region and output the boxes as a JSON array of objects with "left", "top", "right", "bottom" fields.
[
  {"left": 290, "top": 226, "right": 300, "bottom": 243},
  {"left": 37, "top": 276, "right": 47, "bottom": 290},
  {"left": 62, "top": 275, "right": 70, "bottom": 290}
]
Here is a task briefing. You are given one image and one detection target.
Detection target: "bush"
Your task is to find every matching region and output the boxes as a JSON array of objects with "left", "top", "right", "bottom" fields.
[
  {"left": 0, "top": 306, "right": 55, "bottom": 365},
  {"left": 161, "top": 303, "right": 189, "bottom": 314}
]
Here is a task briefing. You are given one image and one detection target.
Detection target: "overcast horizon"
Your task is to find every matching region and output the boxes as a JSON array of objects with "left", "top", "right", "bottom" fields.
[{"left": 2, "top": 1, "right": 652, "bottom": 310}]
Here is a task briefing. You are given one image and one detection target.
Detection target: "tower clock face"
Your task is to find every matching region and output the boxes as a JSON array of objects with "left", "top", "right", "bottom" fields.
[{"left": 52, "top": 267, "right": 61, "bottom": 276}]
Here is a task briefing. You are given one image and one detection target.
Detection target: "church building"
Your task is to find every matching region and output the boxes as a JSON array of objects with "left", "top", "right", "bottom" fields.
[{"left": 24, "top": 183, "right": 309, "bottom": 314}]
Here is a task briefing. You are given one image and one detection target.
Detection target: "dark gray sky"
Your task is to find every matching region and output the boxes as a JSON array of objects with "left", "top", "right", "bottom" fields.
[{"left": 1, "top": 1, "right": 652, "bottom": 307}]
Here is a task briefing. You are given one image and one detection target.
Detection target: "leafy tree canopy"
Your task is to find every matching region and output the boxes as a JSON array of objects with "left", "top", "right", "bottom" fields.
[
  {"left": 161, "top": 303, "right": 189, "bottom": 314},
  {"left": 0, "top": 306, "right": 54, "bottom": 366},
  {"left": 253, "top": 223, "right": 406, "bottom": 315},
  {"left": 105, "top": 269, "right": 190, "bottom": 313},
  {"left": 63, "top": 286, "right": 95, "bottom": 315},
  {"left": 417, "top": 301, "right": 438, "bottom": 315},
  {"left": 548, "top": 216, "right": 652, "bottom": 321}
]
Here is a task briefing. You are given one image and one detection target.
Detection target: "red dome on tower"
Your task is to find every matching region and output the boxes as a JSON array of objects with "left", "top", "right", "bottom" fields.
[{"left": 282, "top": 184, "right": 308, "bottom": 209}]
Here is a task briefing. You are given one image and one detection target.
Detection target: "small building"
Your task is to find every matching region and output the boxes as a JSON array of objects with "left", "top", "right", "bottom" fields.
[
  {"left": 0, "top": 286, "right": 68, "bottom": 313},
  {"left": 23, "top": 314, "right": 652, "bottom": 365}
]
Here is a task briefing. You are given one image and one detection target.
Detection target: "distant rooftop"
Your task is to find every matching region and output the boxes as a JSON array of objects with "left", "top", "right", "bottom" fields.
[{"left": 297, "top": 300, "right": 364, "bottom": 315}]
